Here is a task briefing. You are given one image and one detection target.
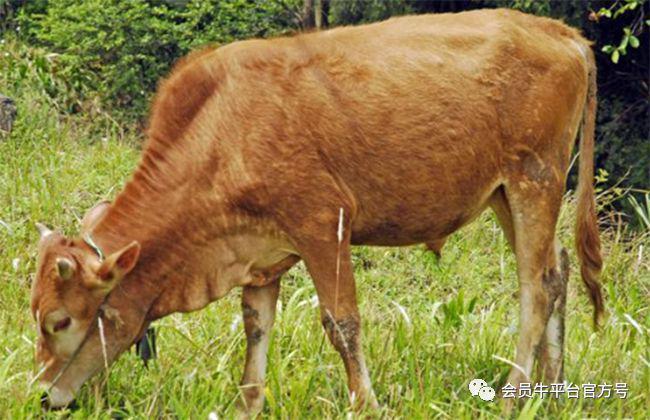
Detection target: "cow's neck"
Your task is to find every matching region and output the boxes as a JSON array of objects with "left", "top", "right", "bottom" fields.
[
  {"left": 89, "top": 158, "right": 290, "bottom": 321},
  {"left": 89, "top": 155, "right": 221, "bottom": 314}
]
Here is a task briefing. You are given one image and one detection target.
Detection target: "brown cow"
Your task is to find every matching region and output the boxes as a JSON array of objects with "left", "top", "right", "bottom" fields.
[{"left": 31, "top": 9, "right": 602, "bottom": 414}]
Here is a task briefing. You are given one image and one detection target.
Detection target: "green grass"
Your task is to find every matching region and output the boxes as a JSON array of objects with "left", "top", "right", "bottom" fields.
[{"left": 1, "top": 42, "right": 648, "bottom": 419}]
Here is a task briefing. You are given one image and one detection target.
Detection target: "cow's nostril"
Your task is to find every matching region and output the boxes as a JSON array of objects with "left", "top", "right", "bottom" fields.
[{"left": 52, "top": 317, "right": 71, "bottom": 333}]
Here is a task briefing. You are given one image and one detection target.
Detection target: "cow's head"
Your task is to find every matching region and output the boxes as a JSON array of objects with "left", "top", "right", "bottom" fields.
[{"left": 31, "top": 202, "right": 143, "bottom": 408}]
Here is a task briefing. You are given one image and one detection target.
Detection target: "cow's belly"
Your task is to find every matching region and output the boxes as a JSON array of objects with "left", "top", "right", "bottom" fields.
[
  {"left": 345, "top": 142, "right": 502, "bottom": 246},
  {"left": 350, "top": 182, "right": 497, "bottom": 246},
  {"left": 350, "top": 204, "right": 487, "bottom": 246}
]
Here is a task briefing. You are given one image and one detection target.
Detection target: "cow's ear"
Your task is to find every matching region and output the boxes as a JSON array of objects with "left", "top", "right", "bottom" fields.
[
  {"left": 81, "top": 201, "right": 111, "bottom": 232},
  {"left": 56, "top": 257, "right": 76, "bottom": 281},
  {"left": 92, "top": 241, "right": 140, "bottom": 291}
]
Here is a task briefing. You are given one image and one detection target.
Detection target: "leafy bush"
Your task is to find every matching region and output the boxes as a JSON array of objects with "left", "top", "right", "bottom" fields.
[
  {"left": 177, "top": 0, "right": 300, "bottom": 49},
  {"left": 13, "top": 0, "right": 299, "bottom": 120},
  {"left": 329, "top": 0, "right": 412, "bottom": 25},
  {"left": 0, "top": 0, "right": 48, "bottom": 33},
  {"left": 23, "top": 1, "right": 183, "bottom": 117}
]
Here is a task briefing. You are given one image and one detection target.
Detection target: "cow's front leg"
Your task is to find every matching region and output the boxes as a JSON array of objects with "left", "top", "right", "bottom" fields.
[
  {"left": 237, "top": 280, "right": 281, "bottom": 418},
  {"left": 299, "top": 236, "right": 378, "bottom": 410},
  {"left": 321, "top": 307, "right": 376, "bottom": 409}
]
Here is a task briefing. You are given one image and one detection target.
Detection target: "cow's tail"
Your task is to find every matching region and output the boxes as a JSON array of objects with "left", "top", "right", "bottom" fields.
[{"left": 575, "top": 47, "right": 603, "bottom": 328}]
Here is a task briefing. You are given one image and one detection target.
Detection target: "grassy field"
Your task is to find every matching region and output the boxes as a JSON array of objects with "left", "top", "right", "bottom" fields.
[{"left": 1, "top": 43, "right": 648, "bottom": 419}]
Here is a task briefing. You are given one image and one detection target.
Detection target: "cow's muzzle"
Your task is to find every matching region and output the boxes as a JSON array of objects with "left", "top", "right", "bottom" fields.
[{"left": 40, "top": 383, "right": 78, "bottom": 411}]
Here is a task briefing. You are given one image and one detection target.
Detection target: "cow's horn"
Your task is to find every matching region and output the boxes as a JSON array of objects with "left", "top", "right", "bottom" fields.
[{"left": 36, "top": 222, "right": 53, "bottom": 238}]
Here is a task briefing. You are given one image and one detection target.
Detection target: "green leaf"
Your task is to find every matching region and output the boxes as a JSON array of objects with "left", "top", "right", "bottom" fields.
[
  {"left": 611, "top": 49, "right": 620, "bottom": 63},
  {"left": 614, "top": 6, "right": 628, "bottom": 18},
  {"left": 629, "top": 36, "right": 640, "bottom": 48},
  {"left": 601, "top": 45, "right": 615, "bottom": 53}
]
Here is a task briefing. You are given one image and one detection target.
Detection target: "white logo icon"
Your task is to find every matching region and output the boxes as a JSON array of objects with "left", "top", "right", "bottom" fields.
[{"left": 469, "top": 378, "right": 495, "bottom": 401}]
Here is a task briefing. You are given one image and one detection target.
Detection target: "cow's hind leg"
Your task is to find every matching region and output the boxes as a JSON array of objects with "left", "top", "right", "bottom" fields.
[
  {"left": 537, "top": 242, "right": 569, "bottom": 383},
  {"left": 238, "top": 280, "right": 281, "bottom": 417},
  {"left": 505, "top": 183, "right": 565, "bottom": 390},
  {"left": 493, "top": 182, "right": 569, "bottom": 383}
]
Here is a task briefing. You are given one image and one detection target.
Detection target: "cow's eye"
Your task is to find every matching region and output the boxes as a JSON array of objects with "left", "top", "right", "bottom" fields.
[{"left": 52, "top": 317, "right": 72, "bottom": 333}]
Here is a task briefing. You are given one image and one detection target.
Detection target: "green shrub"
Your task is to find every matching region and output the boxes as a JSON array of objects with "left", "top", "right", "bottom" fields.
[
  {"left": 177, "top": 0, "right": 300, "bottom": 50},
  {"left": 16, "top": 0, "right": 299, "bottom": 121},
  {"left": 20, "top": 0, "right": 183, "bottom": 119},
  {"left": 329, "top": 0, "right": 412, "bottom": 25},
  {"left": 0, "top": 0, "right": 48, "bottom": 34}
]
